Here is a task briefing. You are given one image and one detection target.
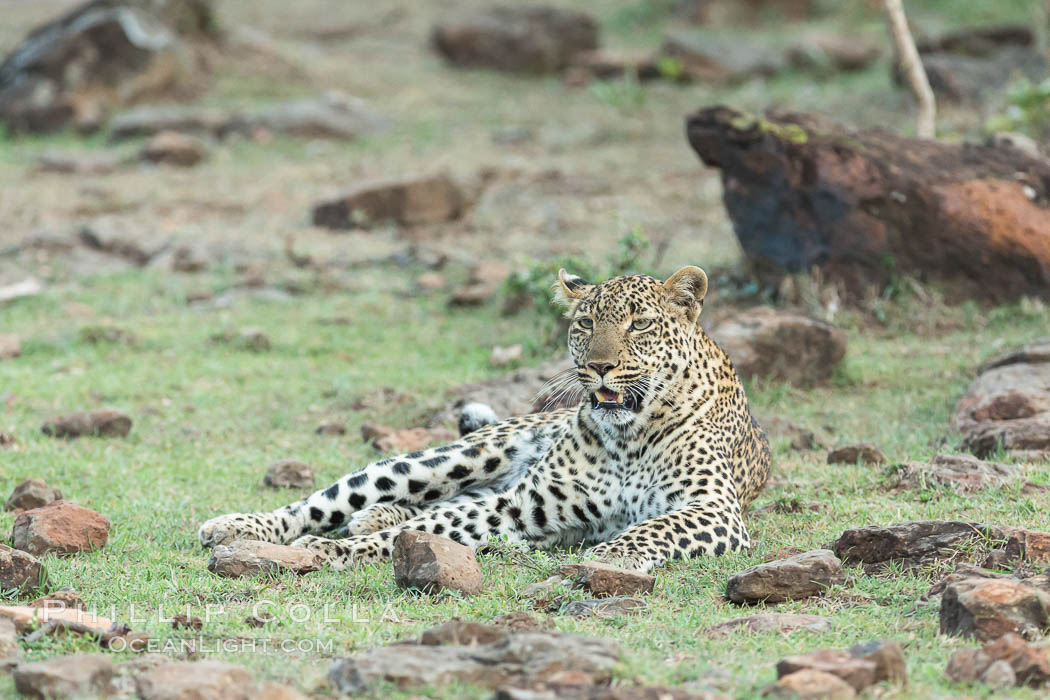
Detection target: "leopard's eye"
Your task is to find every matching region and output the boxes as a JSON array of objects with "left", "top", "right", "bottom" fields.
[
  {"left": 631, "top": 318, "right": 654, "bottom": 331},
  {"left": 578, "top": 318, "right": 594, "bottom": 330}
]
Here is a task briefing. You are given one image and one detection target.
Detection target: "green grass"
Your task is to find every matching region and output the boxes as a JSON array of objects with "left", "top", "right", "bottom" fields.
[{"left": 2, "top": 264, "right": 1049, "bottom": 699}]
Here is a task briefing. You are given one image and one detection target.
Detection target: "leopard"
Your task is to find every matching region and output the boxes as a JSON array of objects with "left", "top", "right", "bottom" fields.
[{"left": 198, "top": 266, "right": 771, "bottom": 573}]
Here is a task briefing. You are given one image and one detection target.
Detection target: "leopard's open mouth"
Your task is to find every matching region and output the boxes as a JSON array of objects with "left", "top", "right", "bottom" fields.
[{"left": 590, "top": 387, "right": 639, "bottom": 412}]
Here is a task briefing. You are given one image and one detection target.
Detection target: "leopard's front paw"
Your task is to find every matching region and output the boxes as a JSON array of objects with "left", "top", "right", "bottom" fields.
[
  {"left": 198, "top": 513, "right": 271, "bottom": 548},
  {"left": 585, "top": 544, "right": 656, "bottom": 574},
  {"left": 291, "top": 535, "right": 343, "bottom": 569}
]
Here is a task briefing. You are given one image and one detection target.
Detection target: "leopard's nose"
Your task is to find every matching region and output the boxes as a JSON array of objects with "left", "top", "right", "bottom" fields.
[{"left": 587, "top": 361, "right": 618, "bottom": 377}]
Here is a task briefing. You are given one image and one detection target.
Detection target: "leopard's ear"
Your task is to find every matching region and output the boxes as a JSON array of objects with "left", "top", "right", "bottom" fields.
[
  {"left": 553, "top": 269, "right": 593, "bottom": 313},
  {"left": 662, "top": 266, "right": 708, "bottom": 322}
]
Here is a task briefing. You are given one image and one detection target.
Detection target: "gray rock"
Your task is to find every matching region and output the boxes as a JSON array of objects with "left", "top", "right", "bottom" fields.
[
  {"left": 726, "top": 549, "right": 844, "bottom": 604},
  {"left": 207, "top": 540, "right": 322, "bottom": 578},
  {"left": 135, "top": 660, "right": 254, "bottom": 699},
  {"left": 563, "top": 597, "right": 647, "bottom": 618},
  {"left": 13, "top": 654, "right": 115, "bottom": 699},
  {"left": 0, "top": 616, "right": 17, "bottom": 661},
  {"left": 263, "top": 460, "right": 315, "bottom": 488},
  {"left": 832, "top": 520, "right": 1006, "bottom": 572},
  {"left": 848, "top": 640, "right": 907, "bottom": 684},
  {"left": 5, "top": 479, "right": 62, "bottom": 512},
  {"left": 891, "top": 454, "right": 1019, "bottom": 494},
  {"left": 251, "top": 92, "right": 388, "bottom": 139},
  {"left": 555, "top": 561, "right": 655, "bottom": 597},
  {"left": 776, "top": 649, "right": 877, "bottom": 693},
  {"left": 0, "top": 544, "right": 46, "bottom": 593}
]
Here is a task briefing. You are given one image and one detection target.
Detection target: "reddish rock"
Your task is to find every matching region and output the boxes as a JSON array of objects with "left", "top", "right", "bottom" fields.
[
  {"left": 982, "top": 633, "right": 1050, "bottom": 686},
  {"left": 393, "top": 531, "right": 483, "bottom": 595},
  {"left": 776, "top": 649, "right": 877, "bottom": 693},
  {"left": 707, "top": 613, "right": 831, "bottom": 637},
  {"left": 1004, "top": 527, "right": 1050, "bottom": 564},
  {"left": 767, "top": 669, "right": 856, "bottom": 699},
  {"left": 30, "top": 589, "right": 84, "bottom": 611},
  {"left": 0, "top": 544, "right": 46, "bottom": 593},
  {"left": 263, "top": 460, "right": 315, "bottom": 488},
  {"left": 892, "top": 454, "right": 1018, "bottom": 494},
  {"left": 940, "top": 577, "right": 1050, "bottom": 641},
  {"left": 207, "top": 540, "right": 322, "bottom": 578},
  {"left": 432, "top": 6, "right": 598, "bottom": 74},
  {"left": 5, "top": 479, "right": 63, "bottom": 512},
  {"left": 140, "top": 130, "right": 207, "bottom": 167},
  {"left": 708, "top": 308, "right": 846, "bottom": 386},
  {"left": 685, "top": 106, "right": 1050, "bottom": 302},
  {"left": 135, "top": 660, "right": 254, "bottom": 700},
  {"left": 555, "top": 561, "right": 655, "bottom": 597},
  {"left": 312, "top": 174, "right": 465, "bottom": 229},
  {"left": 832, "top": 520, "right": 1005, "bottom": 571},
  {"left": 953, "top": 341, "right": 1050, "bottom": 459},
  {"left": 848, "top": 640, "right": 907, "bottom": 685},
  {"left": 450, "top": 260, "right": 513, "bottom": 307},
  {"left": 11, "top": 500, "right": 110, "bottom": 556},
  {"left": 41, "top": 410, "right": 132, "bottom": 438},
  {"left": 421, "top": 620, "right": 509, "bottom": 646},
  {"left": 827, "top": 444, "right": 886, "bottom": 466},
  {"left": 13, "top": 654, "right": 115, "bottom": 699},
  {"left": 726, "top": 549, "right": 844, "bottom": 604}
]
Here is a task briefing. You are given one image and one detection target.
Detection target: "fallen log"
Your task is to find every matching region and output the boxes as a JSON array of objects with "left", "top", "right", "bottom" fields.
[{"left": 685, "top": 106, "right": 1050, "bottom": 301}]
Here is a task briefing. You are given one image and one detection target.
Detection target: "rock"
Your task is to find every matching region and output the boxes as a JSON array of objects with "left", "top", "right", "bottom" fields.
[
  {"left": 982, "top": 633, "right": 1050, "bottom": 686},
  {"left": 5, "top": 479, "right": 63, "bottom": 512},
  {"left": 135, "top": 660, "right": 254, "bottom": 700},
  {"left": 140, "top": 130, "right": 207, "bottom": 167},
  {"left": 685, "top": 107, "right": 1050, "bottom": 302},
  {"left": 892, "top": 454, "right": 1019, "bottom": 494},
  {"left": 0, "top": 278, "right": 43, "bottom": 304},
  {"left": 495, "top": 685, "right": 720, "bottom": 700},
  {"left": 35, "top": 151, "right": 122, "bottom": 175},
  {"left": 953, "top": 341, "right": 1050, "bottom": 459},
  {"left": 0, "top": 334, "right": 21, "bottom": 360},
  {"left": 565, "top": 50, "right": 661, "bottom": 85},
  {"left": 41, "top": 409, "right": 132, "bottom": 438},
  {"left": 421, "top": 620, "right": 509, "bottom": 646},
  {"left": 946, "top": 646, "right": 992, "bottom": 683},
  {"left": 207, "top": 540, "right": 321, "bottom": 578},
  {"left": 767, "top": 669, "right": 857, "bottom": 699},
  {"left": 312, "top": 173, "right": 465, "bottom": 229},
  {"left": 0, "top": 0, "right": 215, "bottom": 135},
  {"left": 343, "top": 630, "right": 619, "bottom": 689},
  {"left": 491, "top": 344, "right": 524, "bottom": 368},
  {"left": 776, "top": 649, "right": 877, "bottom": 693},
  {"left": 12, "top": 500, "right": 110, "bottom": 556},
  {"left": 755, "top": 415, "right": 824, "bottom": 450},
  {"left": 659, "top": 34, "right": 786, "bottom": 84},
  {"left": 31, "top": 589, "right": 85, "bottom": 611},
  {"left": 13, "top": 654, "right": 115, "bottom": 699},
  {"left": 0, "top": 616, "right": 16, "bottom": 660},
  {"left": 263, "top": 460, "right": 315, "bottom": 488},
  {"left": 708, "top": 308, "right": 846, "bottom": 386},
  {"left": 787, "top": 33, "right": 880, "bottom": 74},
  {"left": 450, "top": 260, "right": 513, "bottom": 307},
  {"left": 848, "top": 641, "right": 907, "bottom": 685},
  {"left": 393, "top": 531, "right": 483, "bottom": 595},
  {"left": 315, "top": 421, "right": 346, "bottom": 436},
  {"left": 554, "top": 562, "right": 655, "bottom": 597},
  {"left": 0, "top": 544, "right": 46, "bottom": 593},
  {"left": 826, "top": 444, "right": 886, "bottom": 466},
  {"left": 940, "top": 577, "right": 1050, "bottom": 641},
  {"left": 109, "top": 105, "right": 233, "bottom": 141},
  {"left": 432, "top": 6, "right": 599, "bottom": 74},
  {"left": 257, "top": 683, "right": 307, "bottom": 700},
  {"left": 1004, "top": 527, "right": 1050, "bottom": 564},
  {"left": 707, "top": 613, "right": 831, "bottom": 637},
  {"left": 373, "top": 427, "right": 457, "bottom": 454},
  {"left": 726, "top": 549, "right": 844, "bottom": 604},
  {"left": 328, "top": 658, "right": 368, "bottom": 695},
  {"left": 171, "top": 246, "right": 207, "bottom": 273},
  {"left": 562, "top": 598, "right": 647, "bottom": 618},
  {"left": 0, "top": 605, "right": 114, "bottom": 638},
  {"left": 250, "top": 91, "right": 387, "bottom": 139},
  {"left": 832, "top": 520, "right": 1006, "bottom": 572}
]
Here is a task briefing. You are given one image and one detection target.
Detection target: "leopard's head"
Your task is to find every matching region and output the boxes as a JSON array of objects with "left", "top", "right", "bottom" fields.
[{"left": 554, "top": 267, "right": 708, "bottom": 428}]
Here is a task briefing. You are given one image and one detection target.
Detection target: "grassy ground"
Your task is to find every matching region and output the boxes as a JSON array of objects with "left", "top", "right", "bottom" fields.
[{"left": 2, "top": 0, "right": 1050, "bottom": 698}]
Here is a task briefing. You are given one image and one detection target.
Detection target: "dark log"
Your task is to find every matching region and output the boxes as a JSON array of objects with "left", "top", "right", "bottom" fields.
[{"left": 685, "top": 106, "right": 1050, "bottom": 301}]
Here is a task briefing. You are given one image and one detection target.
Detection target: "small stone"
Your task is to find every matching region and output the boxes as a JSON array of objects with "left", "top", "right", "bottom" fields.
[
  {"left": 450, "top": 260, "right": 512, "bottom": 306},
  {"left": 848, "top": 640, "right": 907, "bottom": 684},
  {"left": 707, "top": 613, "right": 831, "bottom": 637},
  {"left": 940, "top": 577, "right": 1050, "bottom": 641},
  {"left": 490, "top": 344, "right": 524, "bottom": 368},
  {"left": 328, "top": 658, "right": 368, "bottom": 695},
  {"left": 946, "top": 647, "right": 992, "bottom": 684},
  {"left": 135, "top": 661, "right": 254, "bottom": 700},
  {"left": 392, "top": 531, "right": 483, "bottom": 596},
  {"left": 5, "top": 479, "right": 63, "bottom": 512},
  {"left": 0, "top": 616, "right": 17, "bottom": 660},
  {"left": 140, "top": 130, "right": 208, "bottom": 167},
  {"left": 207, "top": 540, "right": 322, "bottom": 578},
  {"left": 554, "top": 561, "right": 655, "bottom": 597},
  {"left": 11, "top": 501, "right": 110, "bottom": 556},
  {"left": 263, "top": 460, "right": 315, "bottom": 488},
  {"left": 826, "top": 443, "right": 886, "bottom": 466},
  {"left": 980, "top": 660, "right": 1017, "bottom": 689},
  {"left": 1003, "top": 527, "right": 1050, "bottom": 565},
  {"left": 41, "top": 410, "right": 132, "bottom": 438},
  {"left": 13, "top": 654, "right": 115, "bottom": 699},
  {"left": 767, "top": 669, "right": 857, "bottom": 699},
  {"left": 312, "top": 173, "right": 465, "bottom": 229},
  {"left": 892, "top": 454, "right": 1018, "bottom": 494},
  {"left": 776, "top": 649, "right": 877, "bottom": 692},
  {"left": 421, "top": 620, "right": 508, "bottom": 646},
  {"left": 727, "top": 549, "right": 844, "bottom": 604},
  {"left": 562, "top": 597, "right": 647, "bottom": 618},
  {"left": 30, "top": 589, "right": 84, "bottom": 611},
  {"left": 0, "top": 334, "right": 19, "bottom": 360},
  {"left": 315, "top": 421, "right": 347, "bottom": 436},
  {"left": 982, "top": 633, "right": 1050, "bottom": 686}
]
